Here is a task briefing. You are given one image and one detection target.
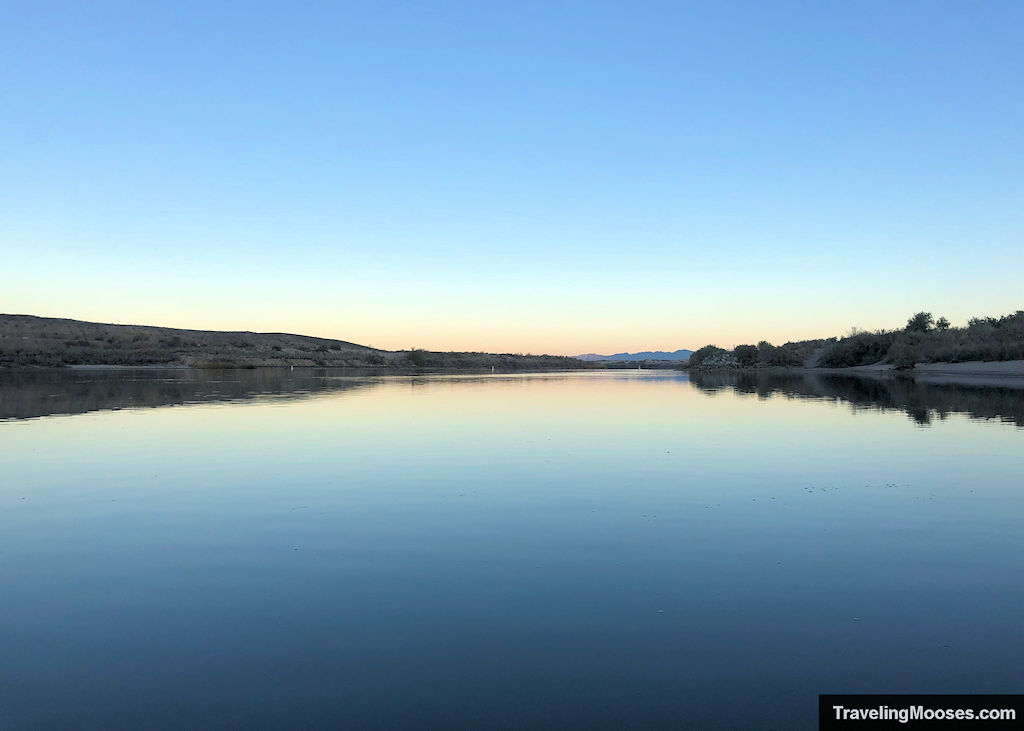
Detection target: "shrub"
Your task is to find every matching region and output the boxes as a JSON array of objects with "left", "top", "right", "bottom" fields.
[
  {"left": 819, "top": 331, "right": 897, "bottom": 367},
  {"left": 905, "top": 312, "right": 934, "bottom": 333},
  {"left": 734, "top": 344, "right": 758, "bottom": 367},
  {"left": 688, "top": 345, "right": 726, "bottom": 368},
  {"left": 889, "top": 336, "right": 922, "bottom": 370},
  {"left": 406, "top": 348, "right": 429, "bottom": 367}
]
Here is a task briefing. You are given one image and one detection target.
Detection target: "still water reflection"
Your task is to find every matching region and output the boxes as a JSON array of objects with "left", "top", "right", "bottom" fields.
[{"left": 1, "top": 370, "right": 1021, "bottom": 729}]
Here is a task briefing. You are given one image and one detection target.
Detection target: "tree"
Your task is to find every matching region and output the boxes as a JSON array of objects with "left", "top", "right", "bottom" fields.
[
  {"left": 734, "top": 344, "right": 758, "bottom": 367},
  {"left": 890, "top": 339, "right": 921, "bottom": 370},
  {"left": 936, "top": 316, "right": 950, "bottom": 331},
  {"left": 688, "top": 345, "right": 725, "bottom": 368},
  {"left": 406, "top": 348, "right": 428, "bottom": 366},
  {"left": 905, "top": 312, "right": 934, "bottom": 333}
]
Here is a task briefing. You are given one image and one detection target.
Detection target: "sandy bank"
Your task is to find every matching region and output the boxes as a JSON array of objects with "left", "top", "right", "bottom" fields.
[
  {"left": 912, "top": 360, "right": 1024, "bottom": 376},
  {"left": 813, "top": 359, "right": 1024, "bottom": 377},
  {"left": 805, "top": 359, "right": 1024, "bottom": 388}
]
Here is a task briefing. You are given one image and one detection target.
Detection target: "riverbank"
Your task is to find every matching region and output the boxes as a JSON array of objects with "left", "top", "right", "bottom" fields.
[
  {"left": 0, "top": 314, "right": 586, "bottom": 371},
  {"left": 701, "top": 360, "right": 1024, "bottom": 389}
]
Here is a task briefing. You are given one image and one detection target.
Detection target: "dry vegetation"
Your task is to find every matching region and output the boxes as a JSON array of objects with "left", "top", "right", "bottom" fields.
[
  {"left": 688, "top": 311, "right": 1024, "bottom": 371},
  {"left": 0, "top": 315, "right": 586, "bottom": 371},
  {"left": 819, "top": 311, "right": 1024, "bottom": 368}
]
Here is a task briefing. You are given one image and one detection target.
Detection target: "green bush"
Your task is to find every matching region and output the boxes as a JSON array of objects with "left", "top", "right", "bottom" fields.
[
  {"left": 818, "top": 311, "right": 1024, "bottom": 368},
  {"left": 688, "top": 345, "right": 726, "bottom": 368},
  {"left": 819, "top": 331, "right": 897, "bottom": 367},
  {"left": 406, "top": 348, "right": 429, "bottom": 367},
  {"left": 734, "top": 344, "right": 758, "bottom": 367},
  {"left": 905, "top": 312, "right": 934, "bottom": 333}
]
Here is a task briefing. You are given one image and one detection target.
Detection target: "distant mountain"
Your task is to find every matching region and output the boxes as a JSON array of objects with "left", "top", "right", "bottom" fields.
[{"left": 575, "top": 349, "right": 693, "bottom": 362}]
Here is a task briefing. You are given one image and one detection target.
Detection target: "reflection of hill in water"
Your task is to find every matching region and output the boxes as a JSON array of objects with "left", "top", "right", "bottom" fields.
[
  {"left": 0, "top": 369, "right": 384, "bottom": 421},
  {"left": 689, "top": 371, "right": 1024, "bottom": 427},
  {"left": 6, "top": 369, "right": 1023, "bottom": 427},
  {"left": 0, "top": 369, "right": 669, "bottom": 421}
]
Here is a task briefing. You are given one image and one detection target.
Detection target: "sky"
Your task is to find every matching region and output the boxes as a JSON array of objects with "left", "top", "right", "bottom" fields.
[{"left": 2, "top": 1, "right": 1022, "bottom": 354}]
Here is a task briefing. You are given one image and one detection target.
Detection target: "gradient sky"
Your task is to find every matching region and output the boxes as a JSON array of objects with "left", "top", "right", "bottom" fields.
[{"left": 2, "top": 1, "right": 1022, "bottom": 354}]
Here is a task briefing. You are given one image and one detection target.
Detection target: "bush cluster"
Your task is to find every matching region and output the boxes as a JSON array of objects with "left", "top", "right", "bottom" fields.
[
  {"left": 688, "top": 311, "right": 1024, "bottom": 371},
  {"left": 688, "top": 339, "right": 828, "bottom": 369},
  {"left": 819, "top": 311, "right": 1024, "bottom": 369}
]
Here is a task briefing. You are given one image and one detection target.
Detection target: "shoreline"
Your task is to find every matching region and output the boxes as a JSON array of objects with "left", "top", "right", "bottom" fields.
[
  {"left": 813, "top": 359, "right": 1024, "bottom": 381},
  {"left": 688, "top": 359, "right": 1024, "bottom": 388},
  {"left": 6, "top": 360, "right": 1024, "bottom": 389}
]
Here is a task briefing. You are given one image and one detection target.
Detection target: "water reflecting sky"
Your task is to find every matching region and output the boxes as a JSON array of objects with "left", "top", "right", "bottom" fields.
[{"left": 1, "top": 370, "right": 1021, "bottom": 729}]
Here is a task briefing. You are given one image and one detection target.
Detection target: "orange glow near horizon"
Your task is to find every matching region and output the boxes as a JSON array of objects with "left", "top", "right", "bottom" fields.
[
  {"left": 9, "top": 297, "right": 1020, "bottom": 357},
  {"left": 6, "top": 269, "right": 1022, "bottom": 357}
]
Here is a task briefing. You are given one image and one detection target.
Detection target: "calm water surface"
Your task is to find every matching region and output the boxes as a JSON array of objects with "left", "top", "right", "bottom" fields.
[{"left": 1, "top": 370, "right": 1022, "bottom": 729}]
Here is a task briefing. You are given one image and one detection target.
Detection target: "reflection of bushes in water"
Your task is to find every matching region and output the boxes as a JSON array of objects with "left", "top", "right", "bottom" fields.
[{"left": 688, "top": 370, "right": 1024, "bottom": 427}]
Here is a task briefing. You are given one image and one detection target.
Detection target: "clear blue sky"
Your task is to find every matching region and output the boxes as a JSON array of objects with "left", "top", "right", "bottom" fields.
[{"left": 2, "top": 1, "right": 1021, "bottom": 353}]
